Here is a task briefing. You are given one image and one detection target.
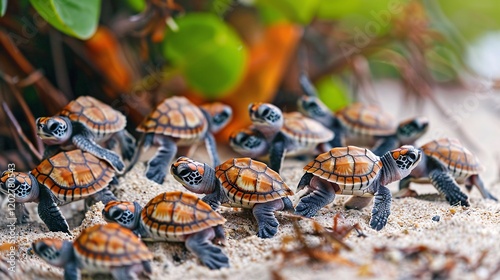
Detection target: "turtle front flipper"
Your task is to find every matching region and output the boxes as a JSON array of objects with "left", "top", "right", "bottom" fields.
[
  {"left": 15, "top": 202, "right": 30, "bottom": 224},
  {"left": 295, "top": 177, "right": 336, "bottom": 218},
  {"left": 72, "top": 134, "right": 125, "bottom": 174},
  {"left": 467, "top": 174, "right": 497, "bottom": 201},
  {"left": 85, "top": 188, "right": 118, "bottom": 210},
  {"left": 372, "top": 136, "right": 399, "bottom": 156},
  {"left": 185, "top": 228, "right": 230, "bottom": 270},
  {"left": 269, "top": 132, "right": 287, "bottom": 174},
  {"left": 37, "top": 186, "right": 70, "bottom": 234},
  {"left": 63, "top": 260, "right": 79, "bottom": 280},
  {"left": 369, "top": 185, "right": 392, "bottom": 231},
  {"left": 146, "top": 137, "right": 177, "bottom": 184},
  {"left": 118, "top": 130, "right": 137, "bottom": 161},
  {"left": 252, "top": 199, "right": 287, "bottom": 238},
  {"left": 429, "top": 170, "right": 469, "bottom": 206},
  {"left": 204, "top": 132, "right": 220, "bottom": 167}
]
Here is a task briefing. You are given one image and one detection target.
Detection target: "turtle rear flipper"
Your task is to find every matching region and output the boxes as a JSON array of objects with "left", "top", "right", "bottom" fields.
[
  {"left": 73, "top": 134, "right": 125, "bottom": 174},
  {"left": 118, "top": 130, "right": 136, "bottom": 161},
  {"left": 38, "top": 186, "right": 70, "bottom": 234},
  {"left": 185, "top": 228, "right": 229, "bottom": 270},
  {"left": 467, "top": 174, "right": 497, "bottom": 201},
  {"left": 295, "top": 178, "right": 336, "bottom": 218},
  {"left": 429, "top": 170, "right": 469, "bottom": 207},
  {"left": 146, "top": 137, "right": 177, "bottom": 184},
  {"left": 269, "top": 132, "right": 287, "bottom": 174}
]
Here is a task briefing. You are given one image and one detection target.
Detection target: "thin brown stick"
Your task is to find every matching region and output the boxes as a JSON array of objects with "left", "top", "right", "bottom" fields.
[{"left": 2, "top": 101, "right": 42, "bottom": 162}]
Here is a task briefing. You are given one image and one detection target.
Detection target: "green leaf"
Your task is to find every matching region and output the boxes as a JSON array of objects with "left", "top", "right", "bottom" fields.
[
  {"left": 29, "top": 0, "right": 101, "bottom": 39},
  {"left": 125, "top": 0, "right": 145, "bottom": 12},
  {"left": 256, "top": 0, "right": 321, "bottom": 24},
  {"left": 316, "top": 76, "right": 350, "bottom": 111},
  {"left": 1, "top": 0, "right": 7, "bottom": 17},
  {"left": 162, "top": 13, "right": 247, "bottom": 98}
]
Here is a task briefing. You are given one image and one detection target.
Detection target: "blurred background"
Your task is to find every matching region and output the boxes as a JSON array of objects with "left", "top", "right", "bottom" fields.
[{"left": 1, "top": 0, "right": 500, "bottom": 173}]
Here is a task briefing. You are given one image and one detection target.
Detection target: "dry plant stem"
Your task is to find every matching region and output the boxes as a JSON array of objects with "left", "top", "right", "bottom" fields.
[
  {"left": 0, "top": 29, "right": 68, "bottom": 113},
  {"left": 3, "top": 78, "right": 44, "bottom": 154},
  {"left": 49, "top": 28, "right": 73, "bottom": 99},
  {"left": 311, "top": 36, "right": 391, "bottom": 83},
  {"left": 2, "top": 101, "right": 42, "bottom": 162},
  {"left": 2, "top": 102, "right": 35, "bottom": 169},
  {"left": 351, "top": 55, "right": 379, "bottom": 105}
]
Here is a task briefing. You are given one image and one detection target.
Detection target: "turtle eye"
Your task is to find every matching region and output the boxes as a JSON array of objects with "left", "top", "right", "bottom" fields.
[
  {"left": 178, "top": 168, "right": 191, "bottom": 177},
  {"left": 109, "top": 209, "right": 123, "bottom": 220},
  {"left": 47, "top": 120, "right": 59, "bottom": 132},
  {"left": 261, "top": 107, "right": 270, "bottom": 117}
]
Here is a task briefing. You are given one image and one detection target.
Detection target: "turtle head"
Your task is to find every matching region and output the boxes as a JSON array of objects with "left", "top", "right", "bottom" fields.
[
  {"left": 32, "top": 238, "right": 73, "bottom": 268},
  {"left": 297, "top": 96, "right": 333, "bottom": 127},
  {"left": 248, "top": 103, "right": 283, "bottom": 137},
  {"left": 36, "top": 116, "right": 72, "bottom": 145},
  {"left": 381, "top": 145, "right": 422, "bottom": 184},
  {"left": 103, "top": 201, "right": 142, "bottom": 231},
  {"left": 0, "top": 171, "right": 39, "bottom": 203},
  {"left": 396, "top": 117, "right": 429, "bottom": 144},
  {"left": 200, "top": 102, "right": 233, "bottom": 133},
  {"left": 170, "top": 157, "right": 216, "bottom": 195},
  {"left": 229, "top": 128, "right": 268, "bottom": 158}
]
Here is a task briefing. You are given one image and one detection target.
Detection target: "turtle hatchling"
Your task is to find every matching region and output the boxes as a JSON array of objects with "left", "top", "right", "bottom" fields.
[
  {"left": 171, "top": 157, "right": 295, "bottom": 238},
  {"left": 36, "top": 96, "right": 135, "bottom": 173},
  {"left": 399, "top": 138, "right": 497, "bottom": 206},
  {"left": 130, "top": 96, "right": 232, "bottom": 184},
  {"left": 103, "top": 191, "right": 229, "bottom": 269},
  {"left": 297, "top": 75, "right": 428, "bottom": 154},
  {"left": 247, "top": 102, "right": 333, "bottom": 173},
  {"left": 32, "top": 223, "right": 153, "bottom": 280},
  {"left": 295, "top": 145, "right": 421, "bottom": 230},
  {"left": 0, "top": 150, "right": 117, "bottom": 233}
]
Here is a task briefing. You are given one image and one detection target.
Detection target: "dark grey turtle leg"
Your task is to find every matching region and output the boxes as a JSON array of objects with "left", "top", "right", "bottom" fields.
[
  {"left": 269, "top": 132, "right": 287, "bottom": 174},
  {"left": 37, "top": 186, "right": 70, "bottom": 234},
  {"left": 63, "top": 261, "right": 79, "bottom": 280},
  {"left": 398, "top": 175, "right": 414, "bottom": 190},
  {"left": 145, "top": 137, "right": 177, "bottom": 184},
  {"left": 111, "top": 265, "right": 143, "bottom": 280},
  {"left": 202, "top": 183, "right": 225, "bottom": 211},
  {"left": 118, "top": 130, "right": 137, "bottom": 161},
  {"left": 372, "top": 136, "right": 399, "bottom": 156},
  {"left": 85, "top": 188, "right": 118, "bottom": 210},
  {"left": 467, "top": 174, "right": 497, "bottom": 201},
  {"left": 185, "top": 228, "right": 230, "bottom": 269},
  {"left": 296, "top": 173, "right": 313, "bottom": 194},
  {"left": 370, "top": 185, "right": 392, "bottom": 231},
  {"left": 212, "top": 225, "right": 227, "bottom": 246},
  {"left": 204, "top": 133, "right": 220, "bottom": 167},
  {"left": 105, "top": 136, "right": 118, "bottom": 150},
  {"left": 252, "top": 199, "right": 287, "bottom": 238},
  {"left": 15, "top": 202, "right": 30, "bottom": 224},
  {"left": 73, "top": 134, "right": 125, "bottom": 173},
  {"left": 295, "top": 177, "right": 336, "bottom": 218},
  {"left": 344, "top": 196, "right": 373, "bottom": 210},
  {"left": 429, "top": 170, "right": 469, "bottom": 206}
]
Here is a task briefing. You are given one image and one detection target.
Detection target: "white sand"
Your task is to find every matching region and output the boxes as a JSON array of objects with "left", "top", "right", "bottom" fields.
[{"left": 1, "top": 81, "right": 500, "bottom": 280}]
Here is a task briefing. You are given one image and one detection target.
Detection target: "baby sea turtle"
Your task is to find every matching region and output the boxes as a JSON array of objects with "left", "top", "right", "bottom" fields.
[
  {"left": 171, "top": 157, "right": 295, "bottom": 238},
  {"left": 399, "top": 138, "right": 497, "bottom": 205},
  {"left": 103, "top": 191, "right": 229, "bottom": 269},
  {"left": 230, "top": 112, "right": 333, "bottom": 164},
  {"left": 247, "top": 103, "right": 333, "bottom": 173},
  {"left": 32, "top": 223, "right": 153, "bottom": 280},
  {"left": 0, "top": 150, "right": 117, "bottom": 233},
  {"left": 130, "top": 96, "right": 232, "bottom": 184},
  {"left": 295, "top": 145, "right": 421, "bottom": 230},
  {"left": 36, "top": 96, "right": 135, "bottom": 173},
  {"left": 298, "top": 96, "right": 428, "bottom": 155}
]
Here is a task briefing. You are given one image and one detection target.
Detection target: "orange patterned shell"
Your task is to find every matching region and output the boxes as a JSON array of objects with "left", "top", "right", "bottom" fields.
[
  {"left": 304, "top": 146, "right": 382, "bottom": 189},
  {"left": 215, "top": 158, "right": 294, "bottom": 206},
  {"left": 1, "top": 171, "right": 32, "bottom": 187},
  {"left": 141, "top": 191, "right": 226, "bottom": 238},
  {"left": 31, "top": 150, "right": 114, "bottom": 203},
  {"left": 282, "top": 112, "right": 334, "bottom": 143},
  {"left": 59, "top": 96, "right": 126, "bottom": 134},
  {"left": 74, "top": 223, "right": 152, "bottom": 266},
  {"left": 421, "top": 138, "right": 482, "bottom": 177},
  {"left": 336, "top": 103, "right": 396, "bottom": 136},
  {"left": 137, "top": 96, "right": 208, "bottom": 140}
]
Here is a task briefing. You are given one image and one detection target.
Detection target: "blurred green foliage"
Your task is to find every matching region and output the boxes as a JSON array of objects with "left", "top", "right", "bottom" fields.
[
  {"left": 29, "top": 0, "right": 101, "bottom": 39},
  {"left": 316, "top": 76, "right": 351, "bottom": 111},
  {"left": 125, "top": 0, "right": 145, "bottom": 13},
  {"left": 162, "top": 13, "right": 247, "bottom": 98},
  {"left": 1, "top": 0, "right": 6, "bottom": 17}
]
